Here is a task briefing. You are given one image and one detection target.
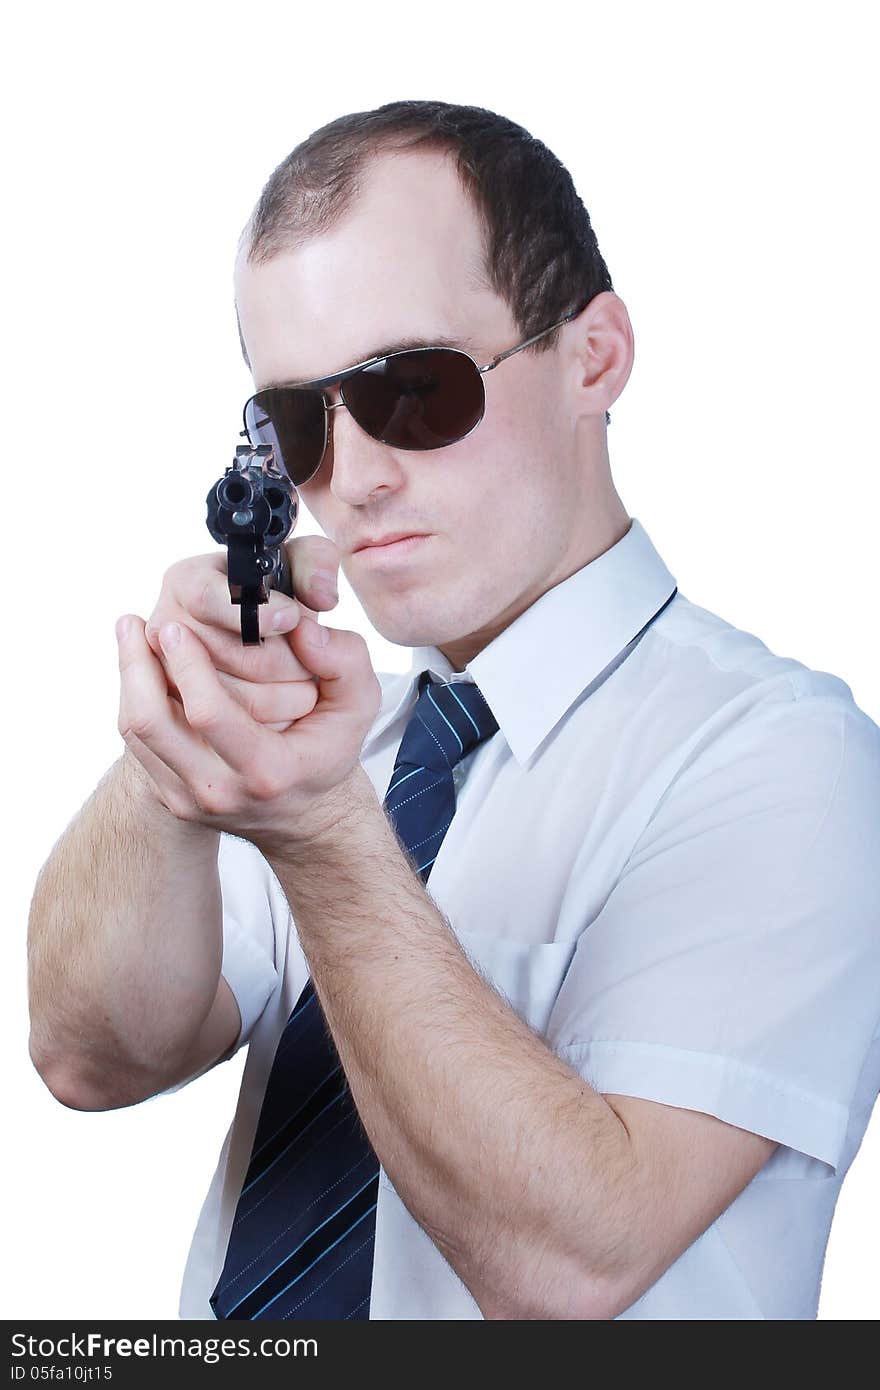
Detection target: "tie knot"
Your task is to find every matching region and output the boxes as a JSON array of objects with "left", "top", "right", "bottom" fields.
[{"left": 395, "top": 670, "right": 499, "bottom": 774}]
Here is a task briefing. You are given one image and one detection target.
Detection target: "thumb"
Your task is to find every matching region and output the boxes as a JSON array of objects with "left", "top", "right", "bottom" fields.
[{"left": 290, "top": 617, "right": 380, "bottom": 722}]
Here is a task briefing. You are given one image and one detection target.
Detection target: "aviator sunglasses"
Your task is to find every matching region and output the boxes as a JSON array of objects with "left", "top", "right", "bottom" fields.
[{"left": 241, "top": 299, "right": 590, "bottom": 487}]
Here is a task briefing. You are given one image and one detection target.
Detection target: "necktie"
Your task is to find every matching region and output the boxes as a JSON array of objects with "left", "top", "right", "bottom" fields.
[{"left": 210, "top": 671, "right": 499, "bottom": 1321}]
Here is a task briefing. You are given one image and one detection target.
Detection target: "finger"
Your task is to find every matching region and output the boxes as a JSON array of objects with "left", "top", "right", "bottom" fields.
[
  {"left": 144, "top": 556, "right": 305, "bottom": 669},
  {"left": 145, "top": 546, "right": 340, "bottom": 669},
  {"left": 277, "top": 617, "right": 382, "bottom": 764},
  {"left": 183, "top": 541, "right": 341, "bottom": 630},
  {"left": 117, "top": 616, "right": 232, "bottom": 793},
  {"left": 145, "top": 601, "right": 317, "bottom": 686},
  {"left": 282, "top": 533, "right": 341, "bottom": 612},
  {"left": 214, "top": 667, "right": 319, "bottom": 725},
  {"left": 183, "top": 538, "right": 339, "bottom": 634},
  {"left": 167, "top": 564, "right": 306, "bottom": 640},
  {"left": 156, "top": 619, "right": 275, "bottom": 777}
]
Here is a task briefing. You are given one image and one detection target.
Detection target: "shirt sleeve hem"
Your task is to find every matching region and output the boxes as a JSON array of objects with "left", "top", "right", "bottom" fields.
[
  {"left": 558, "top": 1038, "right": 849, "bottom": 1174},
  {"left": 220, "top": 911, "right": 279, "bottom": 1053}
]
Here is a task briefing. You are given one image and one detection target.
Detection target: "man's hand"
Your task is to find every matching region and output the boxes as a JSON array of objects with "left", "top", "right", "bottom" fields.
[
  {"left": 115, "top": 536, "right": 382, "bottom": 855},
  {"left": 142, "top": 535, "right": 342, "bottom": 732}
]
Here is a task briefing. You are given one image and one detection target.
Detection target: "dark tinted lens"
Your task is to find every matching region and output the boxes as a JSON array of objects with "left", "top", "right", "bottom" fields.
[
  {"left": 243, "top": 388, "right": 327, "bottom": 485},
  {"left": 341, "top": 349, "right": 484, "bottom": 449}
]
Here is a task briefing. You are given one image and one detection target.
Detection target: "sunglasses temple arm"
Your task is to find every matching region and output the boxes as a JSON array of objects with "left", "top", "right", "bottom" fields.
[
  {"left": 480, "top": 303, "right": 586, "bottom": 372},
  {"left": 205, "top": 443, "right": 297, "bottom": 646}
]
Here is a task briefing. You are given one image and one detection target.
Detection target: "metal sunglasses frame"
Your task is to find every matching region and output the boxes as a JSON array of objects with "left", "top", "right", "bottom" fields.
[{"left": 240, "top": 298, "right": 590, "bottom": 483}]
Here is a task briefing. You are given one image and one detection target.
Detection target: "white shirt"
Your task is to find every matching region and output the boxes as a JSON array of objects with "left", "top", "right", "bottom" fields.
[{"left": 176, "top": 516, "right": 880, "bottom": 1320}]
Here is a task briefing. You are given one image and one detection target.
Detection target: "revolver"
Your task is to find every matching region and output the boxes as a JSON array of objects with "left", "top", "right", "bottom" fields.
[{"left": 205, "top": 444, "right": 297, "bottom": 645}]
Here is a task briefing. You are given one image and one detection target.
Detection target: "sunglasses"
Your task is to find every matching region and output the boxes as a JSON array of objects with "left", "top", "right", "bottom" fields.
[{"left": 240, "top": 300, "right": 589, "bottom": 487}]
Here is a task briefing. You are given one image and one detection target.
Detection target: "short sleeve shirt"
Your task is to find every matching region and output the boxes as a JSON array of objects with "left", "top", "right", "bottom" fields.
[{"left": 177, "top": 517, "right": 880, "bottom": 1320}]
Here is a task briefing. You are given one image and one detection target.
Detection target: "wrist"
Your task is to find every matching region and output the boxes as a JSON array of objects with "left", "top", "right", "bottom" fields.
[
  {"left": 116, "top": 747, "right": 220, "bottom": 846},
  {"left": 254, "top": 761, "right": 382, "bottom": 866}
]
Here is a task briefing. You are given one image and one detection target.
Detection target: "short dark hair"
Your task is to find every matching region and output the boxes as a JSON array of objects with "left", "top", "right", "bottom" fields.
[{"left": 237, "top": 99, "right": 614, "bottom": 426}]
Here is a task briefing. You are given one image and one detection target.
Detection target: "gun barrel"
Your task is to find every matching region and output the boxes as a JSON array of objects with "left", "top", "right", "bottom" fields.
[{"left": 216, "top": 473, "right": 256, "bottom": 511}]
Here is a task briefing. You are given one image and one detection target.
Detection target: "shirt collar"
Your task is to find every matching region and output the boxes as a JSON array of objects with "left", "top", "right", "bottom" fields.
[{"left": 364, "top": 516, "right": 677, "bottom": 768}]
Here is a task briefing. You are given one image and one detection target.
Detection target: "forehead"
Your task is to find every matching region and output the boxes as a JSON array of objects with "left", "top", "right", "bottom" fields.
[{"left": 234, "top": 148, "right": 511, "bottom": 384}]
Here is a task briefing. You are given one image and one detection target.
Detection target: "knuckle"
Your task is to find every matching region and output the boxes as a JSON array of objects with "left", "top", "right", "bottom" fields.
[
  {"left": 177, "top": 572, "right": 209, "bottom": 620},
  {"left": 251, "top": 681, "right": 316, "bottom": 723},
  {"left": 156, "top": 556, "right": 227, "bottom": 634},
  {"left": 307, "top": 535, "right": 341, "bottom": 565},
  {"left": 246, "top": 686, "right": 277, "bottom": 722},
  {"left": 333, "top": 627, "right": 359, "bottom": 657},
  {"left": 249, "top": 769, "right": 284, "bottom": 802},
  {"left": 168, "top": 560, "right": 214, "bottom": 615},
  {"left": 186, "top": 700, "right": 222, "bottom": 733},
  {"left": 299, "top": 682, "right": 320, "bottom": 715},
  {"left": 147, "top": 601, "right": 178, "bottom": 639},
  {"left": 126, "top": 707, "right": 161, "bottom": 742},
  {"left": 237, "top": 685, "right": 262, "bottom": 720},
  {"left": 238, "top": 643, "right": 266, "bottom": 682},
  {"left": 166, "top": 793, "right": 202, "bottom": 822},
  {"left": 192, "top": 779, "right": 235, "bottom": 817},
  {"left": 305, "top": 530, "right": 339, "bottom": 575},
  {"left": 162, "top": 557, "right": 191, "bottom": 592},
  {"left": 352, "top": 630, "right": 373, "bottom": 664},
  {"left": 195, "top": 573, "right": 217, "bottom": 621},
  {"left": 290, "top": 533, "right": 338, "bottom": 574}
]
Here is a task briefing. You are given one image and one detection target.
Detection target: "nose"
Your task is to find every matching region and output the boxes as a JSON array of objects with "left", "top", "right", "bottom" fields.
[{"left": 324, "top": 395, "right": 407, "bottom": 507}]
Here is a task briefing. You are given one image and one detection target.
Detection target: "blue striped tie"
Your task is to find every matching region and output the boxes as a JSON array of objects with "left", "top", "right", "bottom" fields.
[{"left": 209, "top": 671, "right": 499, "bottom": 1320}]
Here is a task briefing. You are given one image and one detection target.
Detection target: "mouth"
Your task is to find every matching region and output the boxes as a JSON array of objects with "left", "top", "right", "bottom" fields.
[{"left": 352, "top": 534, "right": 433, "bottom": 561}]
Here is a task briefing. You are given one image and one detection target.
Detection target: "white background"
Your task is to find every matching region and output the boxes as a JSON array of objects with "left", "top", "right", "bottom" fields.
[{"left": 4, "top": 0, "right": 877, "bottom": 1320}]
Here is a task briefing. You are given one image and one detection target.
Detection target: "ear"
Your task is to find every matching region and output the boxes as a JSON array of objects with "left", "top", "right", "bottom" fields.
[{"left": 569, "top": 291, "right": 635, "bottom": 418}]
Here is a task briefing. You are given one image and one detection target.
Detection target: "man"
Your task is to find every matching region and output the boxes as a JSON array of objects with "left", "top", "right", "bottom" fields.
[{"left": 28, "top": 101, "right": 880, "bottom": 1320}]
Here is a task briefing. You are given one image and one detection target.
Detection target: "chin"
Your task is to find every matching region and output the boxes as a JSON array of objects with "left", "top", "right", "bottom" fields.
[
  {"left": 372, "top": 620, "right": 444, "bottom": 649},
  {"left": 359, "top": 603, "right": 448, "bottom": 650},
  {"left": 355, "top": 579, "right": 479, "bottom": 651}
]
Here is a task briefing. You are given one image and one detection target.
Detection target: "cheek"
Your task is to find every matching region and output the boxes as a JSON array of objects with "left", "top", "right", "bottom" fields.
[
  {"left": 450, "top": 426, "right": 542, "bottom": 527},
  {"left": 440, "top": 458, "right": 542, "bottom": 585}
]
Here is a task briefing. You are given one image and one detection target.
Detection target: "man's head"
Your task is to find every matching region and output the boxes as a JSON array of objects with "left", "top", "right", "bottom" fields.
[{"left": 234, "top": 101, "right": 634, "bottom": 670}]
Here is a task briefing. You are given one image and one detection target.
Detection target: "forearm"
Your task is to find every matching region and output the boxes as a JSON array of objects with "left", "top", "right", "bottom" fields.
[
  {"left": 27, "top": 748, "right": 223, "bottom": 1106},
  {"left": 264, "top": 768, "right": 640, "bottom": 1321}
]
